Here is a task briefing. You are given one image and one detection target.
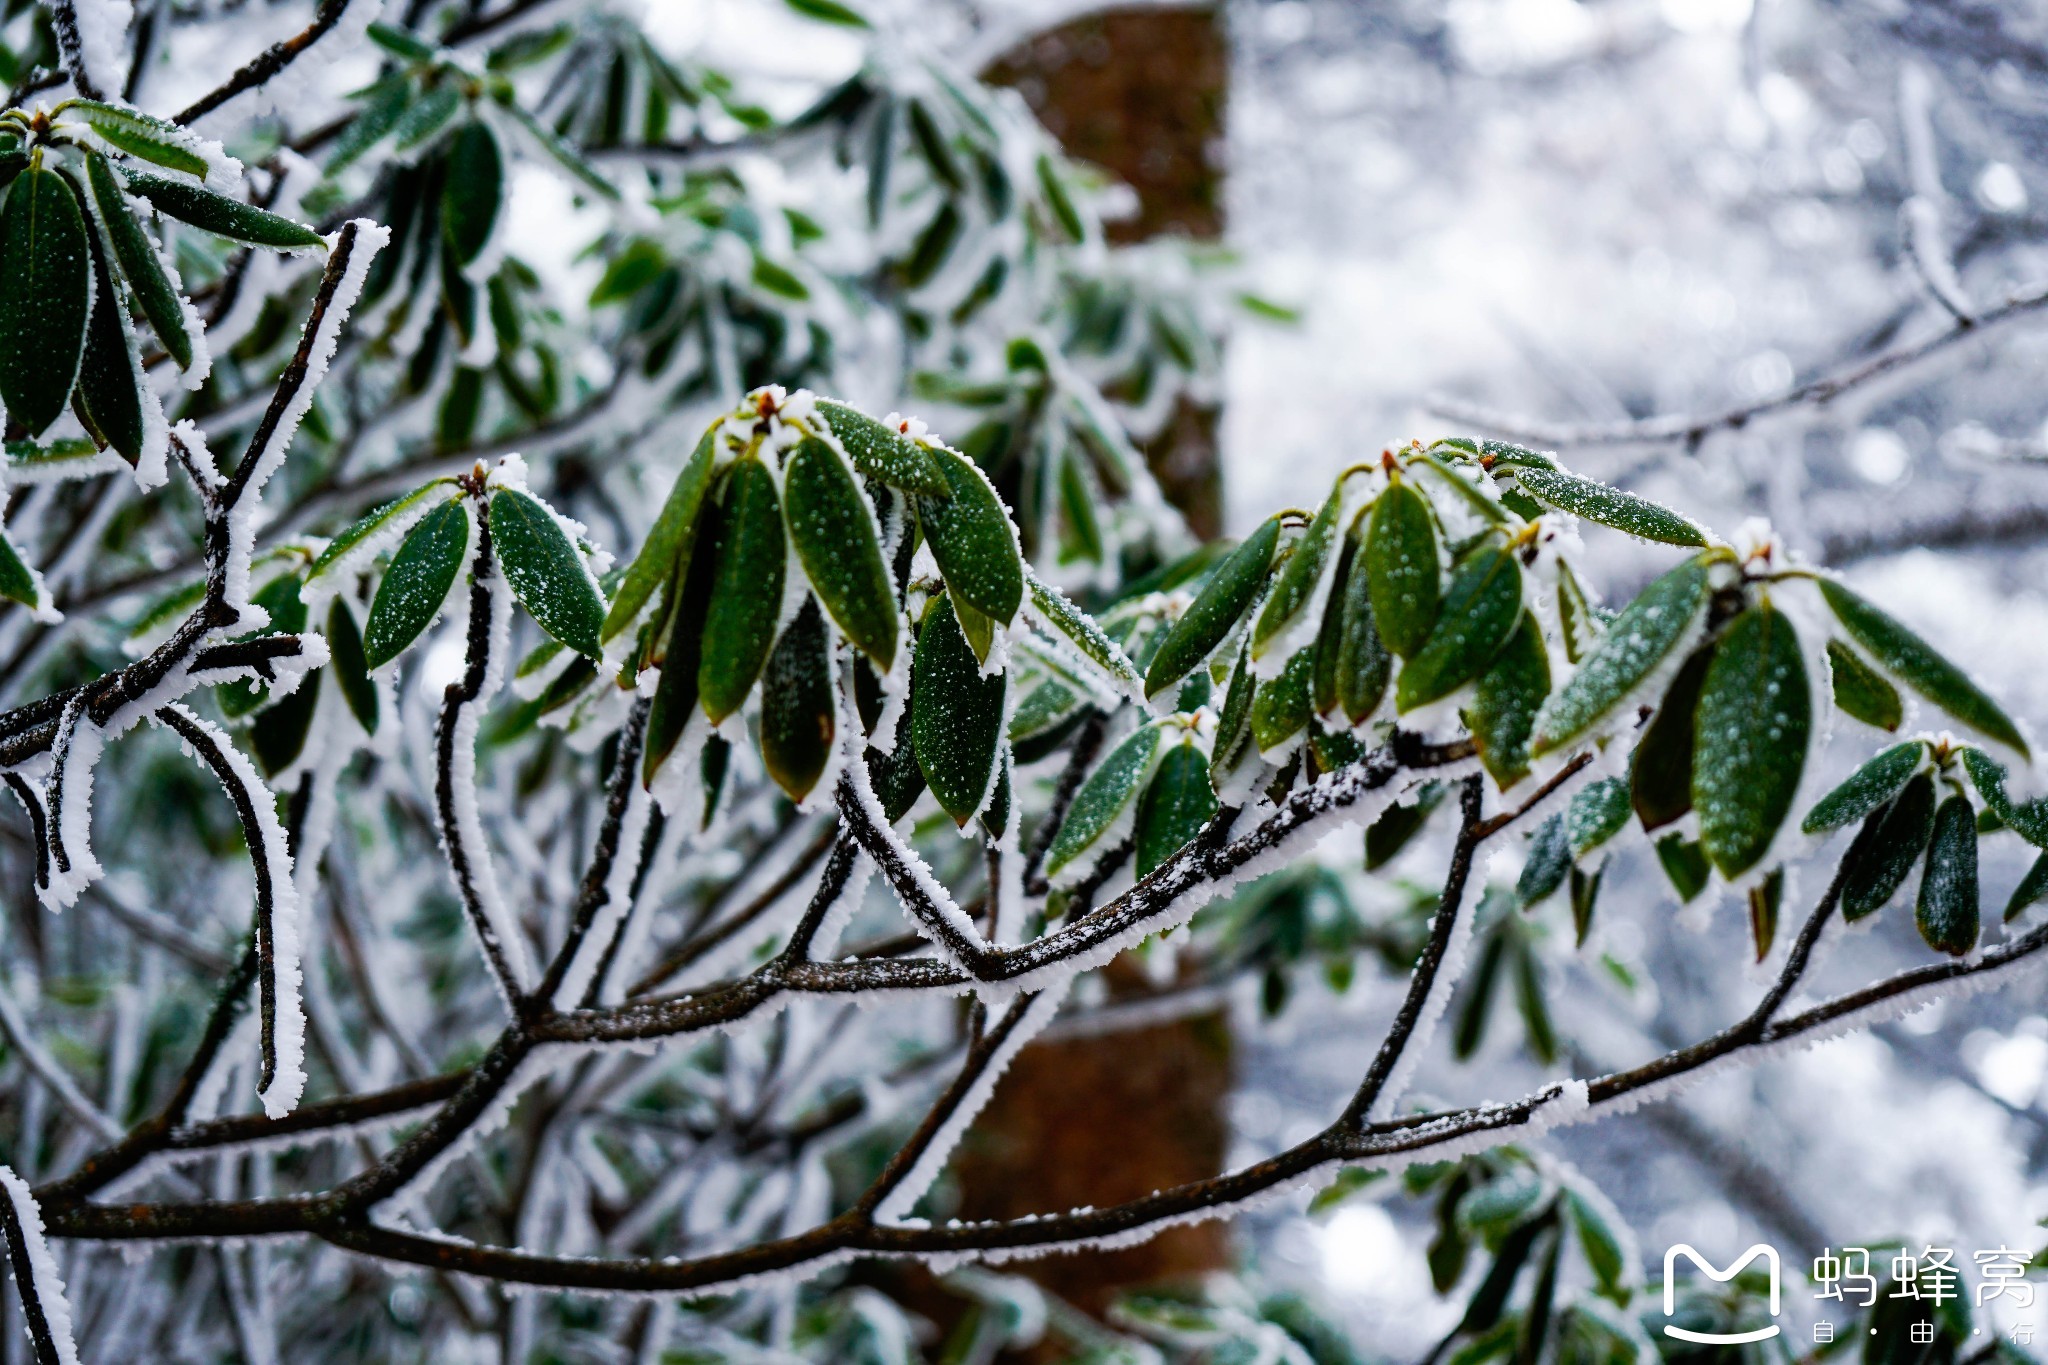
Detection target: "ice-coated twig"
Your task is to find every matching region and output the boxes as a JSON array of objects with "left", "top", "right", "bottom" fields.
[
  {"left": 0, "top": 1167, "right": 78, "bottom": 1365},
  {"left": 172, "top": 0, "right": 360, "bottom": 125}
]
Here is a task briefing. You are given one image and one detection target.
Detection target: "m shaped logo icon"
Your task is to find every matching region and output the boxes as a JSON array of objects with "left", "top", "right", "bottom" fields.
[{"left": 1663, "top": 1244, "right": 1782, "bottom": 1344}]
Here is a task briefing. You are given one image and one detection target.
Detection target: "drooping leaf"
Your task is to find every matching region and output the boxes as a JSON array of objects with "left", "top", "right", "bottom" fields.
[
  {"left": 1367, "top": 786, "right": 1444, "bottom": 870},
  {"left": 917, "top": 445, "right": 1022, "bottom": 625},
  {"left": 1333, "top": 536, "right": 1391, "bottom": 725},
  {"left": 1507, "top": 466, "right": 1706, "bottom": 546},
  {"left": 1555, "top": 561, "right": 1601, "bottom": 664},
  {"left": 1047, "top": 721, "right": 1163, "bottom": 876},
  {"left": 1567, "top": 777, "right": 1631, "bottom": 859},
  {"left": 1516, "top": 814, "right": 1570, "bottom": 908},
  {"left": 363, "top": 500, "right": 472, "bottom": 669},
  {"left": 1208, "top": 652, "right": 1255, "bottom": 785},
  {"left": 250, "top": 681, "right": 319, "bottom": 777},
  {"left": 1311, "top": 534, "right": 1355, "bottom": 717},
  {"left": 1024, "top": 569, "right": 1140, "bottom": 695},
  {"left": 1413, "top": 451, "right": 1510, "bottom": 526},
  {"left": 1749, "top": 868, "right": 1783, "bottom": 961},
  {"left": 305, "top": 481, "right": 460, "bottom": 585},
  {"left": 1394, "top": 545, "right": 1523, "bottom": 713},
  {"left": 759, "top": 599, "right": 836, "bottom": 801},
  {"left": 1512, "top": 941, "right": 1558, "bottom": 1064},
  {"left": 813, "top": 400, "right": 947, "bottom": 494},
  {"left": 326, "top": 75, "right": 414, "bottom": 172},
  {"left": 73, "top": 206, "right": 144, "bottom": 463},
  {"left": 390, "top": 83, "right": 462, "bottom": 151},
  {"left": 1452, "top": 931, "right": 1508, "bottom": 1061},
  {"left": 1917, "top": 794, "right": 1980, "bottom": 956},
  {"left": 82, "top": 150, "right": 192, "bottom": 372},
  {"left": 696, "top": 458, "right": 786, "bottom": 721},
  {"left": 784, "top": 435, "right": 899, "bottom": 671},
  {"left": 2007, "top": 852, "right": 2048, "bottom": 923},
  {"left": 1569, "top": 864, "right": 1602, "bottom": 943},
  {"left": 1630, "top": 646, "right": 1712, "bottom": 833},
  {"left": 58, "top": 100, "right": 212, "bottom": 178},
  {"left": 1841, "top": 771, "right": 1936, "bottom": 921},
  {"left": 1365, "top": 481, "right": 1439, "bottom": 658},
  {"left": 489, "top": 488, "right": 604, "bottom": 658},
  {"left": 326, "top": 598, "right": 378, "bottom": 735},
  {"left": 1693, "top": 602, "right": 1811, "bottom": 880},
  {"left": 643, "top": 499, "right": 723, "bottom": 784},
  {"left": 1252, "top": 483, "right": 1344, "bottom": 661},
  {"left": 441, "top": 121, "right": 504, "bottom": 267},
  {"left": 1466, "top": 614, "right": 1549, "bottom": 789},
  {"left": 1959, "top": 747, "right": 2048, "bottom": 847},
  {"left": 1250, "top": 649, "right": 1315, "bottom": 756},
  {"left": 1654, "top": 834, "right": 1710, "bottom": 903},
  {"left": 1564, "top": 1191, "right": 1627, "bottom": 1299},
  {"left": 1819, "top": 578, "right": 2028, "bottom": 759},
  {"left": 0, "top": 166, "right": 91, "bottom": 436},
  {"left": 1802, "top": 741, "right": 1925, "bottom": 835},
  {"left": 122, "top": 170, "right": 324, "bottom": 250},
  {"left": 1532, "top": 554, "right": 1712, "bottom": 756},
  {"left": 1143, "top": 516, "right": 1282, "bottom": 699},
  {"left": 911, "top": 593, "right": 1006, "bottom": 825},
  {"left": 603, "top": 426, "right": 717, "bottom": 643},
  {"left": 1134, "top": 742, "right": 1218, "bottom": 878},
  {"left": 1827, "top": 638, "right": 1902, "bottom": 732}
]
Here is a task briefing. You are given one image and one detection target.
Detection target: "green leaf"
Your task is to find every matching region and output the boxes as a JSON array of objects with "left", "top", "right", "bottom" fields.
[
  {"left": 73, "top": 202, "right": 144, "bottom": 464},
  {"left": 759, "top": 599, "right": 836, "bottom": 801},
  {"left": 1331, "top": 536, "right": 1391, "bottom": 725},
  {"left": 0, "top": 166, "right": 91, "bottom": 436},
  {"left": 1252, "top": 483, "right": 1344, "bottom": 661},
  {"left": 643, "top": 499, "right": 722, "bottom": 785},
  {"left": 1365, "top": 481, "right": 1439, "bottom": 657},
  {"left": 695, "top": 458, "right": 786, "bottom": 721},
  {"left": 1693, "top": 602, "right": 1811, "bottom": 880},
  {"left": 1250, "top": 649, "right": 1315, "bottom": 756},
  {"left": 489, "top": 488, "right": 604, "bottom": 658},
  {"left": 366, "top": 22, "right": 437, "bottom": 62},
  {"left": 57, "top": 100, "right": 211, "bottom": 178},
  {"left": 784, "top": 435, "right": 899, "bottom": 671},
  {"left": 391, "top": 84, "right": 462, "bottom": 152},
  {"left": 1512, "top": 941, "right": 1557, "bottom": 1064},
  {"left": 1819, "top": 578, "right": 2028, "bottom": 759},
  {"left": 1532, "top": 554, "right": 1712, "bottom": 756},
  {"left": 1037, "top": 154, "right": 1085, "bottom": 242},
  {"left": 785, "top": 0, "right": 869, "bottom": 25},
  {"left": 813, "top": 400, "right": 947, "bottom": 494},
  {"left": 0, "top": 531, "right": 40, "bottom": 612},
  {"left": 911, "top": 594, "right": 1007, "bottom": 825},
  {"left": 1961, "top": 747, "right": 2048, "bottom": 847},
  {"left": 1208, "top": 651, "right": 1256, "bottom": 785},
  {"left": 2006, "top": 851, "right": 2048, "bottom": 923},
  {"left": 603, "top": 426, "right": 717, "bottom": 642},
  {"left": 1841, "top": 771, "right": 1936, "bottom": 921},
  {"left": 1827, "top": 638, "right": 1902, "bottom": 731},
  {"left": 1802, "top": 741, "right": 1925, "bottom": 835},
  {"left": 498, "top": 101, "right": 620, "bottom": 203},
  {"left": 751, "top": 254, "right": 808, "bottom": 301},
  {"left": 306, "top": 481, "right": 459, "bottom": 584},
  {"left": 326, "top": 598, "right": 378, "bottom": 735},
  {"left": 1055, "top": 447, "right": 1103, "bottom": 565},
  {"left": 1516, "top": 815, "right": 1570, "bottom": 908},
  {"left": 250, "top": 680, "right": 319, "bottom": 777},
  {"left": 1023, "top": 570, "right": 1139, "bottom": 694},
  {"left": 1570, "top": 864, "right": 1602, "bottom": 945},
  {"left": 1394, "top": 545, "right": 1523, "bottom": 713},
  {"left": 1452, "top": 932, "right": 1508, "bottom": 1061},
  {"left": 918, "top": 445, "right": 1022, "bottom": 626},
  {"left": 1555, "top": 561, "right": 1600, "bottom": 664},
  {"left": 122, "top": 170, "right": 324, "bottom": 250},
  {"left": 440, "top": 121, "right": 503, "bottom": 267},
  {"left": 1413, "top": 451, "right": 1510, "bottom": 526},
  {"left": 1308, "top": 1167, "right": 1387, "bottom": 1217},
  {"left": 1917, "top": 793, "right": 1980, "bottom": 956},
  {"left": 1507, "top": 466, "right": 1706, "bottom": 546},
  {"left": 363, "top": 499, "right": 472, "bottom": 669},
  {"left": 1048, "top": 722, "right": 1163, "bottom": 876},
  {"left": 1143, "top": 516, "right": 1281, "bottom": 699},
  {"left": 1466, "top": 615, "right": 1550, "bottom": 789},
  {"left": 1368, "top": 786, "right": 1443, "bottom": 870},
  {"left": 1134, "top": 742, "right": 1218, "bottom": 877},
  {"left": 1654, "top": 834, "right": 1710, "bottom": 903},
  {"left": 326, "top": 75, "right": 414, "bottom": 172},
  {"left": 82, "top": 150, "right": 191, "bottom": 372},
  {"left": 1630, "top": 646, "right": 1712, "bottom": 833},
  {"left": 902, "top": 200, "right": 961, "bottom": 287},
  {"left": 1567, "top": 777, "right": 1631, "bottom": 859}
]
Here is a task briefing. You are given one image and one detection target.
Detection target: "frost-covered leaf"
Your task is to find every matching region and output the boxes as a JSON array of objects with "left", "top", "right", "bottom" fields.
[
  {"left": 2007, "top": 851, "right": 2048, "bottom": 922},
  {"left": 918, "top": 445, "right": 1021, "bottom": 625},
  {"left": 1251, "top": 482, "right": 1342, "bottom": 661},
  {"left": 697, "top": 458, "right": 785, "bottom": 722},
  {"left": 1507, "top": 467, "right": 1706, "bottom": 546},
  {"left": 58, "top": 100, "right": 214, "bottom": 178},
  {"left": 643, "top": 507, "right": 720, "bottom": 786},
  {"left": 82, "top": 150, "right": 192, "bottom": 371},
  {"left": 760, "top": 599, "right": 835, "bottom": 801},
  {"left": 1048, "top": 721, "right": 1163, "bottom": 876},
  {"left": 1532, "top": 554, "right": 1712, "bottom": 756},
  {"left": 1394, "top": 544, "right": 1522, "bottom": 713},
  {"left": 912, "top": 593, "right": 1005, "bottom": 825},
  {"left": 1841, "top": 770, "right": 1935, "bottom": 921},
  {"left": 603, "top": 427, "right": 716, "bottom": 644},
  {"left": 1957, "top": 748, "right": 2048, "bottom": 847},
  {"left": 1413, "top": 451, "right": 1510, "bottom": 526},
  {"left": 1917, "top": 793, "right": 1979, "bottom": 956},
  {"left": 1208, "top": 652, "right": 1255, "bottom": 784},
  {"left": 1134, "top": 741, "right": 1218, "bottom": 877},
  {"left": 74, "top": 212, "right": 145, "bottom": 464},
  {"left": 1555, "top": 561, "right": 1601, "bottom": 664},
  {"left": 815, "top": 400, "right": 947, "bottom": 494},
  {"left": 391, "top": 84, "right": 462, "bottom": 151},
  {"left": 364, "top": 499, "right": 472, "bottom": 669},
  {"left": 490, "top": 488, "right": 604, "bottom": 659},
  {"left": 1567, "top": 777, "right": 1631, "bottom": 859},
  {"left": 1466, "top": 614, "right": 1549, "bottom": 789},
  {"left": 1826, "top": 638, "right": 1901, "bottom": 732},
  {"left": 441, "top": 122, "right": 503, "bottom": 267},
  {"left": 1365, "top": 480, "right": 1439, "bottom": 657},
  {"left": 326, "top": 599, "right": 377, "bottom": 735},
  {"left": 122, "top": 170, "right": 323, "bottom": 250},
  {"left": 1143, "top": 515, "right": 1281, "bottom": 699},
  {"left": 0, "top": 166, "right": 91, "bottom": 437},
  {"left": 0, "top": 528, "right": 42, "bottom": 611},
  {"left": 785, "top": 435, "right": 899, "bottom": 671},
  {"left": 1250, "top": 649, "right": 1314, "bottom": 755},
  {"left": 1802, "top": 741, "right": 1925, "bottom": 835},
  {"left": 1564, "top": 1191, "right": 1628, "bottom": 1297},
  {"left": 327, "top": 75, "right": 413, "bottom": 172},
  {"left": 1331, "top": 537, "right": 1390, "bottom": 724},
  {"left": 1693, "top": 603, "right": 1809, "bottom": 880},
  {"left": 1819, "top": 578, "right": 2028, "bottom": 759},
  {"left": 306, "top": 481, "right": 460, "bottom": 586},
  {"left": 1517, "top": 814, "right": 1570, "bottom": 908},
  {"left": 1023, "top": 569, "right": 1140, "bottom": 695},
  {"left": 1630, "top": 647, "right": 1711, "bottom": 833}
]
